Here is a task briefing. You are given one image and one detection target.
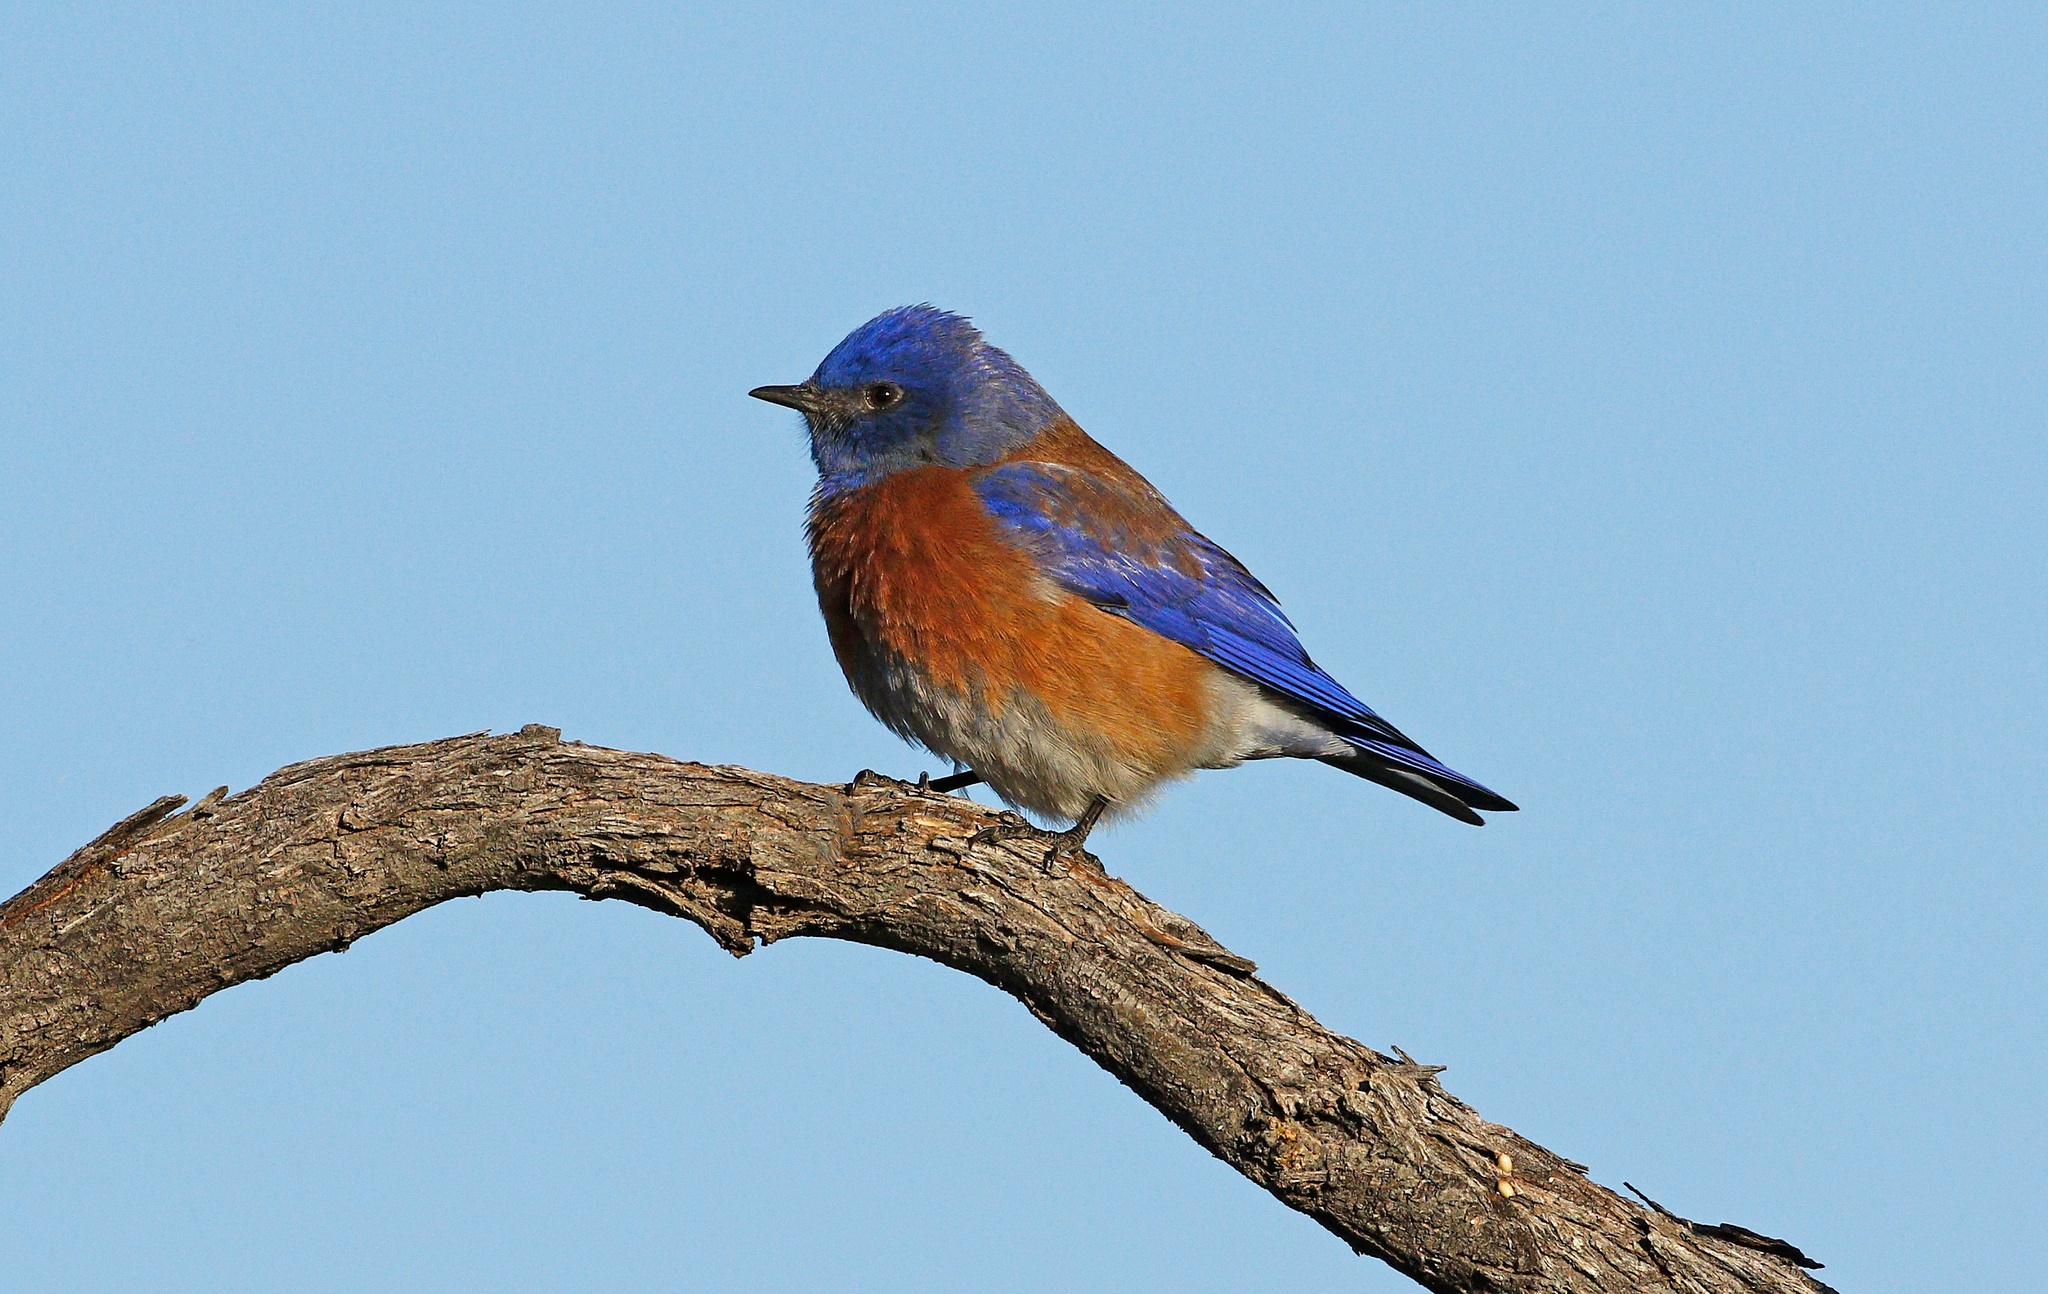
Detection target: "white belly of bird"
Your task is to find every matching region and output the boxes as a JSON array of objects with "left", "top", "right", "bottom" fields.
[{"left": 844, "top": 640, "right": 1352, "bottom": 823}]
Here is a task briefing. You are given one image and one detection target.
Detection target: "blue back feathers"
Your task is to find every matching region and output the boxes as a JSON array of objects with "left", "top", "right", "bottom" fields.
[{"left": 973, "top": 462, "right": 1515, "bottom": 809}]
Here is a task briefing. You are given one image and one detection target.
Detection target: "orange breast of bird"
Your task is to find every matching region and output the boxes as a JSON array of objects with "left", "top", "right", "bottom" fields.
[{"left": 805, "top": 459, "right": 1216, "bottom": 773}]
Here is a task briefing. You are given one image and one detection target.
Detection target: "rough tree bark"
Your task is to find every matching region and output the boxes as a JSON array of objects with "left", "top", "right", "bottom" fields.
[{"left": 0, "top": 728, "right": 1832, "bottom": 1293}]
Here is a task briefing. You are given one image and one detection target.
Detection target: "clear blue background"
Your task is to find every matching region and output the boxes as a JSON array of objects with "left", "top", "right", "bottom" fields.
[{"left": 3, "top": 5, "right": 2042, "bottom": 1290}]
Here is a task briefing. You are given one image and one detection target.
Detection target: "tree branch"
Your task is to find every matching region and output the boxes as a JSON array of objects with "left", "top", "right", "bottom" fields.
[{"left": 0, "top": 728, "right": 1830, "bottom": 1293}]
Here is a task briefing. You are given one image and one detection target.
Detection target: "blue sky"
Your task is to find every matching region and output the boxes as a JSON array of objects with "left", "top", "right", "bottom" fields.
[{"left": 2, "top": 5, "right": 2042, "bottom": 1290}]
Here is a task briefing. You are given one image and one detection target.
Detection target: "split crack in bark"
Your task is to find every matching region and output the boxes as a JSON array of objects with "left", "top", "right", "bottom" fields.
[{"left": 0, "top": 728, "right": 1832, "bottom": 1294}]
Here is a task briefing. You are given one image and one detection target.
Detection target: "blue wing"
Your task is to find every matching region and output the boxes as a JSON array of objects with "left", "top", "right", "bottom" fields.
[{"left": 974, "top": 461, "right": 1514, "bottom": 813}]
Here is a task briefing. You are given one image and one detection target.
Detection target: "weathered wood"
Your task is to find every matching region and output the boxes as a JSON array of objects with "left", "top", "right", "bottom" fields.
[{"left": 0, "top": 728, "right": 1830, "bottom": 1293}]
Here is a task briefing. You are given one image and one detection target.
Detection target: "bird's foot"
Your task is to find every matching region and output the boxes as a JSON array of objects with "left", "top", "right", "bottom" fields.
[{"left": 967, "top": 797, "right": 1109, "bottom": 871}]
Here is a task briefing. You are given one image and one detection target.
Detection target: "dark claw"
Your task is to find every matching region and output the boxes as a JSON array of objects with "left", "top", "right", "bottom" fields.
[{"left": 967, "top": 811, "right": 1032, "bottom": 848}]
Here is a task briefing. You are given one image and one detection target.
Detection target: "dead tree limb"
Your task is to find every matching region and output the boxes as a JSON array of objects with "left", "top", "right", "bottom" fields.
[{"left": 0, "top": 728, "right": 1831, "bottom": 1293}]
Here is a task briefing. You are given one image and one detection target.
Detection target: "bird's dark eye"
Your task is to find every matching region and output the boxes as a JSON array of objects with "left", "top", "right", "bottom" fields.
[{"left": 863, "top": 382, "right": 902, "bottom": 410}]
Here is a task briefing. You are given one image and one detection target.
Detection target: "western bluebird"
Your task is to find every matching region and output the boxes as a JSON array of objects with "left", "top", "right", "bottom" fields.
[{"left": 752, "top": 305, "right": 1515, "bottom": 856}]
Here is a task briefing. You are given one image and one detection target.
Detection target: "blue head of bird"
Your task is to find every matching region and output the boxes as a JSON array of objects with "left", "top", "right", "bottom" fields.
[{"left": 750, "top": 305, "right": 1064, "bottom": 484}]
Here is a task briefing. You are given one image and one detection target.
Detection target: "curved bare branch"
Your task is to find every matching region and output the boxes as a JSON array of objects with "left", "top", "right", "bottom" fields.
[{"left": 0, "top": 727, "right": 1829, "bottom": 1293}]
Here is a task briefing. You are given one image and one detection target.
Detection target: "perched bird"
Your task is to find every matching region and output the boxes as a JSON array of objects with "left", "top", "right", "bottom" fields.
[{"left": 752, "top": 305, "right": 1514, "bottom": 856}]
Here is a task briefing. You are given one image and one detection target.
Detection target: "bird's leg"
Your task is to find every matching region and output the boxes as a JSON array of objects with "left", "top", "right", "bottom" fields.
[
  {"left": 1044, "top": 796, "right": 1110, "bottom": 866},
  {"left": 969, "top": 796, "right": 1110, "bottom": 870},
  {"left": 926, "top": 769, "right": 984, "bottom": 794}
]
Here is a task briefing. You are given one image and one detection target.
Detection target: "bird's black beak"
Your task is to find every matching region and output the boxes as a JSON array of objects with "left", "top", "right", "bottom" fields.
[{"left": 748, "top": 384, "right": 820, "bottom": 413}]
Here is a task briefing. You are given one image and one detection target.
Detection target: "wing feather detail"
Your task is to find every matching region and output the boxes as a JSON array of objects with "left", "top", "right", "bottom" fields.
[{"left": 972, "top": 460, "right": 1514, "bottom": 812}]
